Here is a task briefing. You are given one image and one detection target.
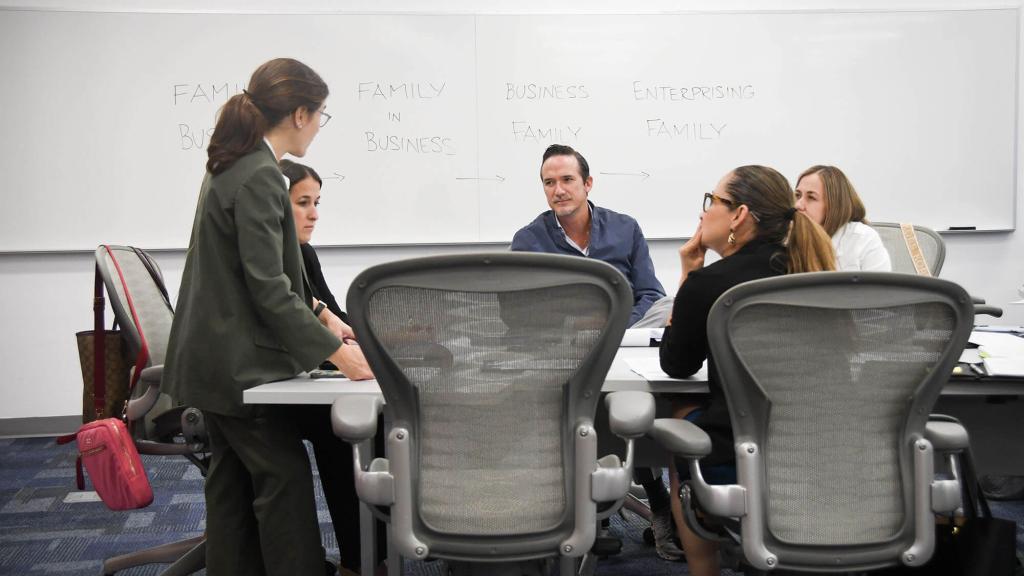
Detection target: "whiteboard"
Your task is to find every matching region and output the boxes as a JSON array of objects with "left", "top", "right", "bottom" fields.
[{"left": 0, "top": 8, "right": 1016, "bottom": 251}]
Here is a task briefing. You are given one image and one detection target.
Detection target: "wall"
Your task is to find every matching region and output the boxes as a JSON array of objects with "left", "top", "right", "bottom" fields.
[{"left": 1, "top": 0, "right": 1021, "bottom": 425}]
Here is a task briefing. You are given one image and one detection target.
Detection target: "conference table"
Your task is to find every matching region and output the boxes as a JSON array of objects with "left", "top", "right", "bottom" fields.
[
  {"left": 244, "top": 345, "right": 1022, "bottom": 576},
  {"left": 243, "top": 347, "right": 700, "bottom": 402},
  {"left": 244, "top": 345, "right": 1024, "bottom": 472}
]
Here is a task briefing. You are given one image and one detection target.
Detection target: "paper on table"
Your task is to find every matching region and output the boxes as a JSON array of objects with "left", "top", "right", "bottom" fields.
[
  {"left": 982, "top": 357, "right": 1024, "bottom": 377},
  {"left": 624, "top": 357, "right": 708, "bottom": 381},
  {"left": 973, "top": 325, "right": 1024, "bottom": 332},
  {"left": 625, "top": 357, "right": 671, "bottom": 380},
  {"left": 970, "top": 331, "right": 1024, "bottom": 357},
  {"left": 959, "top": 348, "right": 982, "bottom": 364},
  {"left": 621, "top": 328, "right": 661, "bottom": 347}
]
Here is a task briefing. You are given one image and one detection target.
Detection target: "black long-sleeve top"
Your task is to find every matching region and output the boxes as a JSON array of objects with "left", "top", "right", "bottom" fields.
[
  {"left": 301, "top": 243, "right": 348, "bottom": 324},
  {"left": 659, "top": 239, "right": 787, "bottom": 466}
]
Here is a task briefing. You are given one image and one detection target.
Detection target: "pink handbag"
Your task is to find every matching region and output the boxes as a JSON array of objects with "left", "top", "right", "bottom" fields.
[
  {"left": 75, "top": 417, "right": 153, "bottom": 511},
  {"left": 58, "top": 245, "right": 155, "bottom": 509}
]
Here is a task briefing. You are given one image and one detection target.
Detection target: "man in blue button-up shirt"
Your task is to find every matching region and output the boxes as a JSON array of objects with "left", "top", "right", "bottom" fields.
[{"left": 510, "top": 144, "right": 666, "bottom": 326}]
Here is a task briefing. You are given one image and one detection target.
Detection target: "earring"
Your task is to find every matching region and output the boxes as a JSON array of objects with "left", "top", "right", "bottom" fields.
[
  {"left": 728, "top": 230, "right": 736, "bottom": 245},
  {"left": 297, "top": 123, "right": 304, "bottom": 129}
]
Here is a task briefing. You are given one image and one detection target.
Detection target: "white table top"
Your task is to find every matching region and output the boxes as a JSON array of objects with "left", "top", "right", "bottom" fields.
[
  {"left": 243, "top": 346, "right": 705, "bottom": 405},
  {"left": 243, "top": 343, "right": 1021, "bottom": 405}
]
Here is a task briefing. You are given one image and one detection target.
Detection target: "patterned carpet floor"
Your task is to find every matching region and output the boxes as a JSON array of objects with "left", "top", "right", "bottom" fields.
[{"left": 0, "top": 436, "right": 1020, "bottom": 575}]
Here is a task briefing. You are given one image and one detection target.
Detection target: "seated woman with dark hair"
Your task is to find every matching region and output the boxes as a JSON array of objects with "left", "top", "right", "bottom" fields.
[
  {"left": 661, "top": 165, "right": 836, "bottom": 576},
  {"left": 280, "top": 159, "right": 348, "bottom": 323},
  {"left": 281, "top": 158, "right": 383, "bottom": 575}
]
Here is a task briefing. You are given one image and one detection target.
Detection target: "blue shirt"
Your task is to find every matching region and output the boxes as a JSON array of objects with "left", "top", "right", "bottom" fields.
[{"left": 510, "top": 201, "right": 666, "bottom": 326}]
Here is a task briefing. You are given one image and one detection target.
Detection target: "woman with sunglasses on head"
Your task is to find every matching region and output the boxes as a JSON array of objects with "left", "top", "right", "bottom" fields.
[
  {"left": 162, "top": 58, "right": 371, "bottom": 576},
  {"left": 794, "top": 165, "right": 891, "bottom": 271},
  {"left": 659, "top": 166, "right": 835, "bottom": 576}
]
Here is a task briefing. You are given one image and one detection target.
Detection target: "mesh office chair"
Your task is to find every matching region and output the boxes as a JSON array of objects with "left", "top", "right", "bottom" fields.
[
  {"left": 331, "top": 253, "right": 655, "bottom": 576},
  {"left": 653, "top": 272, "right": 974, "bottom": 573},
  {"left": 870, "top": 222, "right": 946, "bottom": 276},
  {"left": 871, "top": 222, "right": 1002, "bottom": 317},
  {"left": 94, "top": 245, "right": 208, "bottom": 576}
]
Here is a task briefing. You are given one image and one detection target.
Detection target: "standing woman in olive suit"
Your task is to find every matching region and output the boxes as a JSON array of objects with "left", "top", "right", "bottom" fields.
[{"left": 162, "top": 58, "right": 371, "bottom": 576}]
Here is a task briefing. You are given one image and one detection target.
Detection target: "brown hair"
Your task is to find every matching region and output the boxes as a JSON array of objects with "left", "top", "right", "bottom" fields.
[
  {"left": 541, "top": 144, "right": 590, "bottom": 181},
  {"left": 206, "top": 58, "right": 328, "bottom": 175},
  {"left": 726, "top": 165, "right": 836, "bottom": 273},
  {"left": 796, "top": 165, "right": 867, "bottom": 236},
  {"left": 279, "top": 159, "right": 322, "bottom": 190}
]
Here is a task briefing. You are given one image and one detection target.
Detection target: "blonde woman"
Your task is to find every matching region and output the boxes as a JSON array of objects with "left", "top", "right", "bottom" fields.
[{"left": 794, "top": 165, "right": 891, "bottom": 271}]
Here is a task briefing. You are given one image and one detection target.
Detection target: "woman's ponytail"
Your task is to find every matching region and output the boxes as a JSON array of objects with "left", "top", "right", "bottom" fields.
[
  {"left": 786, "top": 210, "right": 836, "bottom": 273},
  {"left": 206, "top": 92, "right": 267, "bottom": 174}
]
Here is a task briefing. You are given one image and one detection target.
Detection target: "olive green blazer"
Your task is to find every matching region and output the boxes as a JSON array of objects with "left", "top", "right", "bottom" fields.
[{"left": 162, "top": 142, "right": 341, "bottom": 417}]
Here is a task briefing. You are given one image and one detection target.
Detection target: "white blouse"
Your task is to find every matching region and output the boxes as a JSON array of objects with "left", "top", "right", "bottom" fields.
[{"left": 832, "top": 221, "right": 892, "bottom": 272}]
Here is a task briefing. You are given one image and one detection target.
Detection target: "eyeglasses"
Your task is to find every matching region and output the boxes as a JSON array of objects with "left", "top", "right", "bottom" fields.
[
  {"left": 319, "top": 109, "right": 332, "bottom": 128},
  {"left": 703, "top": 192, "right": 737, "bottom": 212}
]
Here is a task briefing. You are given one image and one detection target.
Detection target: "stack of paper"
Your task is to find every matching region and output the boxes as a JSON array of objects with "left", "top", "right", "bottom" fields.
[
  {"left": 982, "top": 358, "right": 1024, "bottom": 377},
  {"left": 969, "top": 331, "right": 1024, "bottom": 377}
]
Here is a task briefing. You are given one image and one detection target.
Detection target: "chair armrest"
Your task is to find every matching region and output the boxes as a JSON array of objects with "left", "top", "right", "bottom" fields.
[
  {"left": 925, "top": 420, "right": 970, "bottom": 452},
  {"left": 331, "top": 394, "right": 383, "bottom": 443},
  {"left": 140, "top": 365, "right": 162, "bottom": 385},
  {"left": 125, "top": 364, "right": 163, "bottom": 421},
  {"left": 649, "top": 418, "right": 712, "bottom": 459},
  {"left": 604, "top": 391, "right": 655, "bottom": 439},
  {"left": 974, "top": 305, "right": 1003, "bottom": 318}
]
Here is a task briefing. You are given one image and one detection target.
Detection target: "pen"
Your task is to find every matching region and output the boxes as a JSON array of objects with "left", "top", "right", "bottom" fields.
[{"left": 968, "top": 363, "right": 985, "bottom": 377}]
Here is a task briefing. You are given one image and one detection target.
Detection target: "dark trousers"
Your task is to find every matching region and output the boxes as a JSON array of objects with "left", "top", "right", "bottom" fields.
[
  {"left": 204, "top": 409, "right": 325, "bottom": 576},
  {"left": 293, "top": 404, "right": 388, "bottom": 573}
]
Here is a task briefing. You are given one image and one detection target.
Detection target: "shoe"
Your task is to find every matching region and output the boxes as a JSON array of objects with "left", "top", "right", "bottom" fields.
[{"left": 651, "top": 508, "right": 685, "bottom": 561}]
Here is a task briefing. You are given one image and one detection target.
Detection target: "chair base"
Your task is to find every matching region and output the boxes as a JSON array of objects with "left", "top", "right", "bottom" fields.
[{"left": 101, "top": 534, "right": 205, "bottom": 575}]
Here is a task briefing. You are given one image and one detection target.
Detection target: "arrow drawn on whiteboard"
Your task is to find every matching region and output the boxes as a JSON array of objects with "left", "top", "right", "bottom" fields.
[
  {"left": 455, "top": 175, "right": 506, "bottom": 183},
  {"left": 600, "top": 171, "right": 650, "bottom": 181},
  {"left": 323, "top": 172, "right": 346, "bottom": 182}
]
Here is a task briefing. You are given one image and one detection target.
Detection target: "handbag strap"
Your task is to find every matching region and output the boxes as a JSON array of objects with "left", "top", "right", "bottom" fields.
[
  {"left": 102, "top": 245, "right": 150, "bottom": 409},
  {"left": 92, "top": 262, "right": 106, "bottom": 420},
  {"left": 899, "top": 222, "right": 932, "bottom": 276}
]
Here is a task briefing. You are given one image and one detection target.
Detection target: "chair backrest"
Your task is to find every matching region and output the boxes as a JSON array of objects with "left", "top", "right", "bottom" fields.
[
  {"left": 707, "top": 272, "right": 972, "bottom": 571},
  {"left": 346, "top": 253, "right": 632, "bottom": 560},
  {"left": 870, "top": 222, "right": 946, "bottom": 276},
  {"left": 95, "top": 245, "right": 174, "bottom": 435}
]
